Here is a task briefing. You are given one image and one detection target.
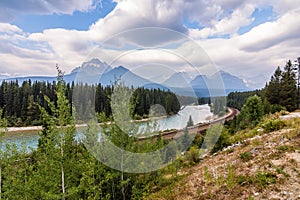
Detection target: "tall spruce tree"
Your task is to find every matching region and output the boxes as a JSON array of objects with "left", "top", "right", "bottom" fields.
[
  {"left": 33, "top": 66, "right": 76, "bottom": 199},
  {"left": 265, "top": 60, "right": 298, "bottom": 111},
  {"left": 239, "top": 95, "right": 264, "bottom": 128},
  {"left": 280, "top": 60, "right": 298, "bottom": 111},
  {"left": 265, "top": 66, "right": 282, "bottom": 105}
]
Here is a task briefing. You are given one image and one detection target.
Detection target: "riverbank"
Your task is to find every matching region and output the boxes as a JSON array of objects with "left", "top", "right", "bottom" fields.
[
  {"left": 6, "top": 123, "right": 90, "bottom": 135},
  {"left": 5, "top": 116, "right": 169, "bottom": 135},
  {"left": 4, "top": 105, "right": 207, "bottom": 135}
]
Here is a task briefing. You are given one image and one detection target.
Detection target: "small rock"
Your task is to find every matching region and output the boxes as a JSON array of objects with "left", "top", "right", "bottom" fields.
[
  {"left": 251, "top": 146, "right": 263, "bottom": 155},
  {"left": 269, "top": 194, "right": 281, "bottom": 199},
  {"left": 277, "top": 174, "right": 286, "bottom": 180},
  {"left": 272, "top": 159, "right": 284, "bottom": 166},
  {"left": 287, "top": 152, "right": 300, "bottom": 164}
]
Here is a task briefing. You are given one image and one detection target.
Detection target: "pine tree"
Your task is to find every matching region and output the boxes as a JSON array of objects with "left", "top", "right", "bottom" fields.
[
  {"left": 239, "top": 95, "right": 264, "bottom": 128},
  {"left": 110, "top": 82, "right": 136, "bottom": 200},
  {"left": 187, "top": 115, "right": 194, "bottom": 127},
  {"left": 211, "top": 96, "right": 226, "bottom": 116},
  {"left": 280, "top": 60, "right": 298, "bottom": 111},
  {"left": 181, "top": 127, "right": 192, "bottom": 151},
  {"left": 33, "top": 66, "right": 76, "bottom": 199},
  {"left": 265, "top": 66, "right": 282, "bottom": 105},
  {"left": 265, "top": 61, "right": 298, "bottom": 111}
]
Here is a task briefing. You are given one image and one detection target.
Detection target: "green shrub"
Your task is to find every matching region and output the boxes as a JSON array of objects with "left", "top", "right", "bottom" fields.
[
  {"left": 187, "top": 146, "right": 200, "bottom": 163},
  {"left": 239, "top": 152, "right": 252, "bottom": 162},
  {"left": 203, "top": 166, "right": 212, "bottom": 184},
  {"left": 237, "top": 175, "right": 253, "bottom": 186},
  {"left": 262, "top": 119, "right": 285, "bottom": 132},
  {"left": 277, "top": 145, "right": 294, "bottom": 152},
  {"left": 226, "top": 164, "right": 236, "bottom": 190},
  {"left": 269, "top": 104, "right": 286, "bottom": 114},
  {"left": 212, "top": 127, "right": 231, "bottom": 153},
  {"left": 255, "top": 171, "right": 276, "bottom": 188},
  {"left": 275, "top": 167, "right": 290, "bottom": 178}
]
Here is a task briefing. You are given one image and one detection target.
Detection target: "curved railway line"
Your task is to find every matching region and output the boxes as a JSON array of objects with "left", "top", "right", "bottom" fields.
[{"left": 138, "top": 107, "right": 239, "bottom": 141}]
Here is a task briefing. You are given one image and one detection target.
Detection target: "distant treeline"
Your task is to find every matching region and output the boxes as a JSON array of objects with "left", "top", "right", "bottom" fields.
[
  {"left": 225, "top": 60, "right": 299, "bottom": 133},
  {"left": 227, "top": 61, "right": 298, "bottom": 112},
  {"left": 0, "top": 80, "right": 180, "bottom": 127},
  {"left": 227, "top": 90, "right": 263, "bottom": 110}
]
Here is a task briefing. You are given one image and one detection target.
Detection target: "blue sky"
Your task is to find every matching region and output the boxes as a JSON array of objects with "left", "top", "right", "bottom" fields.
[
  {"left": 238, "top": 6, "right": 276, "bottom": 35},
  {"left": 12, "top": 0, "right": 117, "bottom": 33},
  {"left": 12, "top": 1, "right": 275, "bottom": 37},
  {"left": 0, "top": 0, "right": 299, "bottom": 89}
]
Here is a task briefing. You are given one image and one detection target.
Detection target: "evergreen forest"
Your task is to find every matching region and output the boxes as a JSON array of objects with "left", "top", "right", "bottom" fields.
[{"left": 0, "top": 81, "right": 180, "bottom": 127}]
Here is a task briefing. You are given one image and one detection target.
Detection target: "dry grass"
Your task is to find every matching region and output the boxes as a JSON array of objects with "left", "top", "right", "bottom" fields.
[{"left": 147, "top": 114, "right": 300, "bottom": 200}]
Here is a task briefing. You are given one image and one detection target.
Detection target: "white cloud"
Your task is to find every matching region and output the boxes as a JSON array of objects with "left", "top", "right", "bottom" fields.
[
  {"left": 239, "top": 8, "right": 300, "bottom": 52},
  {"left": 0, "top": 0, "right": 300, "bottom": 89},
  {"left": 0, "top": 23, "right": 23, "bottom": 34},
  {"left": 0, "top": 0, "right": 96, "bottom": 22},
  {"left": 272, "top": 0, "right": 300, "bottom": 14},
  {"left": 189, "top": 4, "right": 255, "bottom": 38},
  {"left": 194, "top": 8, "right": 300, "bottom": 88},
  {"left": 88, "top": 0, "right": 188, "bottom": 45},
  {"left": 0, "top": 23, "right": 59, "bottom": 76}
]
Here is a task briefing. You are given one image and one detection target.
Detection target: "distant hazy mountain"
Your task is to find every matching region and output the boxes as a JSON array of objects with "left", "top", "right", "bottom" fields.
[
  {"left": 96, "top": 65, "right": 168, "bottom": 89},
  {"left": 71, "top": 58, "right": 111, "bottom": 74},
  {"left": 2, "top": 59, "right": 112, "bottom": 85},
  {"left": 189, "top": 71, "right": 249, "bottom": 96},
  {"left": 0, "top": 74, "right": 9, "bottom": 80},
  {"left": 190, "top": 75, "right": 209, "bottom": 89},
  {"left": 0, "top": 59, "right": 250, "bottom": 96},
  {"left": 163, "top": 72, "right": 193, "bottom": 88},
  {"left": 1, "top": 59, "right": 163, "bottom": 88},
  {"left": 4, "top": 76, "right": 56, "bottom": 84},
  {"left": 211, "top": 70, "right": 248, "bottom": 90},
  {"left": 99, "top": 66, "right": 162, "bottom": 88},
  {"left": 240, "top": 74, "right": 267, "bottom": 89}
]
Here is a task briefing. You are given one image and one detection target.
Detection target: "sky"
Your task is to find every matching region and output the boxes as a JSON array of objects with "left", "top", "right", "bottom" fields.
[{"left": 0, "top": 0, "right": 300, "bottom": 89}]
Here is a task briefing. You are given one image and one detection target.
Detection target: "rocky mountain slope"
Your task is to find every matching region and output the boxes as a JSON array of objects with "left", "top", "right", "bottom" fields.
[{"left": 148, "top": 113, "right": 300, "bottom": 200}]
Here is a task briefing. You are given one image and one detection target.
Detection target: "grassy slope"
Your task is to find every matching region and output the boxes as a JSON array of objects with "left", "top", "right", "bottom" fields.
[{"left": 147, "top": 114, "right": 300, "bottom": 200}]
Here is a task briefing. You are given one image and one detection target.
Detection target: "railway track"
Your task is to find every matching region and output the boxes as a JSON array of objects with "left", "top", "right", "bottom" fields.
[{"left": 138, "top": 107, "right": 239, "bottom": 141}]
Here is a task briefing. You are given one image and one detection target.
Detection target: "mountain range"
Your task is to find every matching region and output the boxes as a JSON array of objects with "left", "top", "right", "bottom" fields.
[{"left": 0, "top": 59, "right": 249, "bottom": 97}]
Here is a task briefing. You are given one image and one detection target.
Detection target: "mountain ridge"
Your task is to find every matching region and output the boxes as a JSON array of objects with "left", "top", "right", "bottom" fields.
[{"left": 1, "top": 59, "right": 250, "bottom": 96}]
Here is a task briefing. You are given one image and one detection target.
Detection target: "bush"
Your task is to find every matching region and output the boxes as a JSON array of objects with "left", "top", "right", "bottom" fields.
[
  {"left": 239, "top": 95, "right": 264, "bottom": 128},
  {"left": 255, "top": 171, "right": 276, "bottom": 188},
  {"left": 239, "top": 152, "right": 252, "bottom": 162},
  {"left": 269, "top": 104, "right": 286, "bottom": 114},
  {"left": 262, "top": 119, "right": 285, "bottom": 132},
  {"left": 187, "top": 146, "right": 200, "bottom": 163},
  {"left": 212, "top": 127, "right": 231, "bottom": 153},
  {"left": 191, "top": 134, "right": 204, "bottom": 148},
  {"left": 237, "top": 175, "right": 253, "bottom": 186}
]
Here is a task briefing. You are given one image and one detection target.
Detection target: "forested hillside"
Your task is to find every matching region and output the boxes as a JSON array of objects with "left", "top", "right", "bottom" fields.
[
  {"left": 0, "top": 80, "right": 180, "bottom": 127},
  {"left": 227, "top": 60, "right": 298, "bottom": 112}
]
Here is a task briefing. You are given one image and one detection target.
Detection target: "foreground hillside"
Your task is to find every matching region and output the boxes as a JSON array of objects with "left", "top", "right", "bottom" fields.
[{"left": 148, "top": 113, "right": 300, "bottom": 200}]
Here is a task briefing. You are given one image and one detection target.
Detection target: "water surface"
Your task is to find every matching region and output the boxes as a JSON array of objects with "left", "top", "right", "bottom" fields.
[{"left": 1, "top": 105, "right": 212, "bottom": 151}]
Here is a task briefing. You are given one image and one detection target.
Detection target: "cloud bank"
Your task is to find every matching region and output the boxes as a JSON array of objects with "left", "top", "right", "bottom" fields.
[
  {"left": 0, "top": 0, "right": 300, "bottom": 88},
  {"left": 0, "top": 0, "right": 96, "bottom": 22}
]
